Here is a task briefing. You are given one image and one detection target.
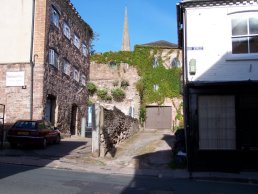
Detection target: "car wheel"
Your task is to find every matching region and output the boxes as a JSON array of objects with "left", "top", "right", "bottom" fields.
[
  {"left": 41, "top": 138, "right": 47, "bottom": 149},
  {"left": 55, "top": 135, "right": 61, "bottom": 144}
]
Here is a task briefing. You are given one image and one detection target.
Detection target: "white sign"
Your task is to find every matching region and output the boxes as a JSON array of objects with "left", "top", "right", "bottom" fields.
[{"left": 6, "top": 71, "right": 25, "bottom": 86}]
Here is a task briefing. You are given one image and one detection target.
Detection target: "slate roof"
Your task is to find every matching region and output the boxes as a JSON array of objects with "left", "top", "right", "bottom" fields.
[{"left": 140, "top": 40, "right": 178, "bottom": 49}]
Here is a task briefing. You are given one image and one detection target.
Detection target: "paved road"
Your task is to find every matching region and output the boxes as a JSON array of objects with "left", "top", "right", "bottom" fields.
[{"left": 0, "top": 163, "right": 258, "bottom": 194}]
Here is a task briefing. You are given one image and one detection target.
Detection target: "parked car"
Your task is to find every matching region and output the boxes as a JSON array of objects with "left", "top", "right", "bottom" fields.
[{"left": 7, "top": 120, "right": 61, "bottom": 149}]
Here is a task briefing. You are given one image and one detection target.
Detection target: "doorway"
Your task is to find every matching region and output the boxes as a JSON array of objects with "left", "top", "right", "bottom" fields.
[
  {"left": 70, "top": 104, "right": 78, "bottom": 135},
  {"left": 45, "top": 95, "right": 56, "bottom": 125}
]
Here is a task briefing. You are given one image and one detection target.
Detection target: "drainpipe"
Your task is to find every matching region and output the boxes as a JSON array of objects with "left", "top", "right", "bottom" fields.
[{"left": 29, "top": 0, "right": 36, "bottom": 120}]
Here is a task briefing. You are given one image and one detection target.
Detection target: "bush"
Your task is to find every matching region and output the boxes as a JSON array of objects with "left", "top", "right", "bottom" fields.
[
  {"left": 96, "top": 89, "right": 108, "bottom": 100},
  {"left": 120, "top": 79, "right": 129, "bottom": 89},
  {"left": 87, "top": 82, "right": 97, "bottom": 96},
  {"left": 111, "top": 88, "right": 125, "bottom": 102}
]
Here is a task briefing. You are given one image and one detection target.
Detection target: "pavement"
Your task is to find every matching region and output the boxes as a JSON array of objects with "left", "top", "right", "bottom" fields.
[{"left": 1, "top": 129, "right": 258, "bottom": 184}]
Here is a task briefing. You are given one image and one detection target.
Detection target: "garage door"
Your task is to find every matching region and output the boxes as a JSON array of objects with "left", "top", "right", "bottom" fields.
[{"left": 145, "top": 106, "right": 172, "bottom": 129}]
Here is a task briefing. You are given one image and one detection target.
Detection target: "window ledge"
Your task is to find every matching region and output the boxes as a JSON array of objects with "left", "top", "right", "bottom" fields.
[{"left": 226, "top": 54, "right": 258, "bottom": 61}]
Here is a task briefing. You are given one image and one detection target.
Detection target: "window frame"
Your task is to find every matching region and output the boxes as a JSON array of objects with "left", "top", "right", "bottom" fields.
[
  {"left": 63, "top": 58, "right": 70, "bottom": 76},
  {"left": 80, "top": 74, "right": 86, "bottom": 86},
  {"left": 63, "top": 21, "right": 71, "bottom": 39},
  {"left": 73, "top": 68, "right": 80, "bottom": 82},
  {"left": 227, "top": 11, "right": 258, "bottom": 60},
  {"left": 48, "top": 49, "right": 59, "bottom": 68},
  {"left": 82, "top": 43, "right": 87, "bottom": 56},
  {"left": 73, "top": 34, "right": 80, "bottom": 49},
  {"left": 51, "top": 6, "right": 60, "bottom": 28}
]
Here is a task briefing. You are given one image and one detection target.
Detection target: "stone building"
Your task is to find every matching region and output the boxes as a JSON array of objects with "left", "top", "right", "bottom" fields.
[
  {"left": 136, "top": 41, "right": 182, "bottom": 130},
  {"left": 90, "top": 40, "right": 182, "bottom": 130},
  {"left": 0, "top": 0, "right": 93, "bottom": 135}
]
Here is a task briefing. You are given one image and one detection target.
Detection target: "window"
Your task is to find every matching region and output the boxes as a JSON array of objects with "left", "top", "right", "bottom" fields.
[
  {"left": 198, "top": 96, "right": 236, "bottom": 150},
  {"left": 73, "top": 68, "right": 79, "bottom": 82},
  {"left": 63, "top": 22, "right": 71, "bottom": 39},
  {"left": 81, "top": 74, "right": 86, "bottom": 86},
  {"left": 152, "top": 56, "right": 159, "bottom": 68},
  {"left": 63, "top": 59, "right": 70, "bottom": 75},
  {"left": 171, "top": 57, "right": 181, "bottom": 68},
  {"left": 82, "top": 43, "right": 87, "bottom": 56},
  {"left": 231, "top": 14, "right": 258, "bottom": 54},
  {"left": 73, "top": 34, "right": 80, "bottom": 49},
  {"left": 153, "top": 84, "right": 159, "bottom": 92},
  {"left": 51, "top": 6, "right": 60, "bottom": 28},
  {"left": 48, "top": 49, "right": 58, "bottom": 68}
]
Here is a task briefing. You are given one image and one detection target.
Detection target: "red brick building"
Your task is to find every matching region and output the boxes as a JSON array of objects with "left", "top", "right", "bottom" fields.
[{"left": 0, "top": 0, "right": 93, "bottom": 135}]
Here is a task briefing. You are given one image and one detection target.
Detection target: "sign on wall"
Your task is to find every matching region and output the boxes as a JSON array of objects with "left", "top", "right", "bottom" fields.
[{"left": 6, "top": 71, "right": 25, "bottom": 86}]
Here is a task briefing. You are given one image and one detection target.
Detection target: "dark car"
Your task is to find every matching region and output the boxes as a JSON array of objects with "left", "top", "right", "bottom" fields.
[{"left": 7, "top": 120, "right": 61, "bottom": 149}]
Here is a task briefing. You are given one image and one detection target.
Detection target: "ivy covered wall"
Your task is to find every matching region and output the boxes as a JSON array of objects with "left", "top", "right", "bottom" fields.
[{"left": 90, "top": 45, "right": 183, "bottom": 128}]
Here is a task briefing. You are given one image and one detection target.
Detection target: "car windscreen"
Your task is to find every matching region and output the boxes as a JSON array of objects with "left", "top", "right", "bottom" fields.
[{"left": 13, "top": 121, "right": 37, "bottom": 130}]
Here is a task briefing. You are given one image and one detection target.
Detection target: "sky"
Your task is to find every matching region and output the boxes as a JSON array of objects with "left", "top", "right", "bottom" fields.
[{"left": 70, "top": 0, "right": 181, "bottom": 53}]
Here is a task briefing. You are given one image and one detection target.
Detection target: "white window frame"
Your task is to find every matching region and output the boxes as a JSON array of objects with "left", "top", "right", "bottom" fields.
[
  {"left": 63, "top": 59, "right": 70, "bottom": 76},
  {"left": 153, "top": 84, "right": 159, "bottom": 92},
  {"left": 152, "top": 56, "right": 159, "bottom": 68},
  {"left": 73, "top": 68, "right": 80, "bottom": 82},
  {"left": 51, "top": 6, "right": 60, "bottom": 28},
  {"left": 73, "top": 34, "right": 80, "bottom": 49},
  {"left": 81, "top": 74, "right": 86, "bottom": 86},
  {"left": 227, "top": 11, "right": 258, "bottom": 61},
  {"left": 49, "top": 49, "right": 58, "bottom": 68},
  {"left": 82, "top": 43, "right": 87, "bottom": 56},
  {"left": 63, "top": 22, "right": 71, "bottom": 39}
]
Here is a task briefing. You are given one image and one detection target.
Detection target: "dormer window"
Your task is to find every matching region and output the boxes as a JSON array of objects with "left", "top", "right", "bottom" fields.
[
  {"left": 231, "top": 14, "right": 258, "bottom": 54},
  {"left": 63, "top": 22, "right": 71, "bottom": 39},
  {"left": 51, "top": 6, "right": 60, "bottom": 28},
  {"left": 73, "top": 34, "right": 80, "bottom": 49}
]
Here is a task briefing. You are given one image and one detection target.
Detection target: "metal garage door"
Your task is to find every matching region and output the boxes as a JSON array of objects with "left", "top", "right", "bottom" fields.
[{"left": 145, "top": 106, "right": 172, "bottom": 129}]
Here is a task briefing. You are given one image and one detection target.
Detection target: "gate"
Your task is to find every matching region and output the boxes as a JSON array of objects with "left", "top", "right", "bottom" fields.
[{"left": 0, "top": 104, "right": 5, "bottom": 149}]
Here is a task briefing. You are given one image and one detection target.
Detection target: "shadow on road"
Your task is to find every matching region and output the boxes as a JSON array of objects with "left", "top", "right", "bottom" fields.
[{"left": 0, "top": 138, "right": 90, "bottom": 179}]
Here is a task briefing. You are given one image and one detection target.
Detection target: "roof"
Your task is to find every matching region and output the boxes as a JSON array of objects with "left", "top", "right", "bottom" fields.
[
  {"left": 179, "top": 0, "right": 258, "bottom": 6},
  {"left": 140, "top": 40, "right": 178, "bottom": 49}
]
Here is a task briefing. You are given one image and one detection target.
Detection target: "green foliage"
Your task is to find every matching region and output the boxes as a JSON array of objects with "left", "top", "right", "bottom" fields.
[
  {"left": 87, "top": 82, "right": 97, "bottom": 96},
  {"left": 111, "top": 88, "right": 125, "bottom": 102},
  {"left": 139, "top": 106, "right": 146, "bottom": 126},
  {"left": 105, "top": 95, "right": 113, "bottom": 102},
  {"left": 96, "top": 88, "right": 108, "bottom": 100},
  {"left": 120, "top": 79, "right": 129, "bottom": 89},
  {"left": 91, "top": 46, "right": 182, "bottom": 121},
  {"left": 90, "top": 51, "right": 134, "bottom": 64}
]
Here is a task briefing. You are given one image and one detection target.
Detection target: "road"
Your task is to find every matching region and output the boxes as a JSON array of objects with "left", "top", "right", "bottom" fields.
[{"left": 0, "top": 163, "right": 258, "bottom": 194}]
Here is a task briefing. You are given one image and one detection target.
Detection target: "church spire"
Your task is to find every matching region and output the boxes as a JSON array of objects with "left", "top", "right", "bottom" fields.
[{"left": 121, "top": 6, "right": 130, "bottom": 51}]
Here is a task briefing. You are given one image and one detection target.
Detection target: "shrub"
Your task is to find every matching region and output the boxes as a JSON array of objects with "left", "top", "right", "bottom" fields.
[
  {"left": 96, "top": 89, "right": 108, "bottom": 100},
  {"left": 111, "top": 88, "right": 125, "bottom": 102},
  {"left": 87, "top": 82, "right": 97, "bottom": 96},
  {"left": 120, "top": 79, "right": 129, "bottom": 89}
]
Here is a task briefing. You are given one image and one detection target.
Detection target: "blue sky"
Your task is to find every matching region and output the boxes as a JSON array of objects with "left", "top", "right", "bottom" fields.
[{"left": 70, "top": 0, "right": 181, "bottom": 53}]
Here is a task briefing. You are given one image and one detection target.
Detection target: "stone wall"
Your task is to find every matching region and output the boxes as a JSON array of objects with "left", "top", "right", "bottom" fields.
[
  {"left": 99, "top": 106, "right": 139, "bottom": 157},
  {"left": 90, "top": 62, "right": 140, "bottom": 119}
]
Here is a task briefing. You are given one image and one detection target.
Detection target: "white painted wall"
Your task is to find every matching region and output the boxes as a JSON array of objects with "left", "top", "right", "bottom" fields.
[
  {"left": 185, "top": 4, "right": 258, "bottom": 82},
  {"left": 0, "top": 0, "right": 33, "bottom": 63}
]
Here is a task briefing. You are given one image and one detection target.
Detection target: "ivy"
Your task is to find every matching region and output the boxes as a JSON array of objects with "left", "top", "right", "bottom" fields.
[
  {"left": 111, "top": 88, "right": 126, "bottom": 102},
  {"left": 91, "top": 47, "right": 182, "bottom": 122}
]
